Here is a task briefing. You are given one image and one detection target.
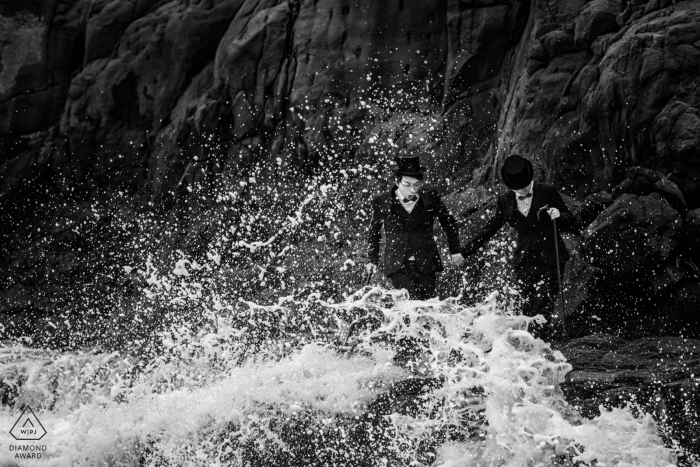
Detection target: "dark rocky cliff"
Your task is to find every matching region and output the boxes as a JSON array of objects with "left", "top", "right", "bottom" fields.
[
  {"left": 3, "top": 0, "right": 699, "bottom": 198},
  {"left": 2, "top": 2, "right": 700, "bottom": 462},
  {"left": 1, "top": 0, "right": 700, "bottom": 343}
]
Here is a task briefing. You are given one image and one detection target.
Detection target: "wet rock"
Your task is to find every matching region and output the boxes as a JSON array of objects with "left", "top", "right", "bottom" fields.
[
  {"left": 557, "top": 335, "right": 700, "bottom": 464},
  {"left": 1, "top": 0, "right": 528, "bottom": 201},
  {"left": 562, "top": 187, "right": 698, "bottom": 337},
  {"left": 84, "top": 0, "right": 166, "bottom": 63},
  {"left": 61, "top": 0, "right": 245, "bottom": 192},
  {"left": 560, "top": 253, "right": 598, "bottom": 323},
  {"left": 652, "top": 100, "right": 700, "bottom": 182},
  {"left": 541, "top": 29, "right": 579, "bottom": 58},
  {"left": 443, "top": 1, "right": 529, "bottom": 101},
  {"left": 528, "top": 40, "right": 549, "bottom": 62},
  {"left": 582, "top": 192, "right": 682, "bottom": 280},
  {"left": 0, "top": 0, "right": 90, "bottom": 136},
  {"left": 585, "top": 3, "right": 700, "bottom": 182},
  {"left": 1, "top": 0, "right": 699, "bottom": 200},
  {"left": 215, "top": 1, "right": 292, "bottom": 131},
  {"left": 491, "top": 1, "right": 700, "bottom": 197},
  {"left": 612, "top": 166, "right": 686, "bottom": 215},
  {"left": 1, "top": 0, "right": 700, "bottom": 356},
  {"left": 0, "top": 193, "right": 167, "bottom": 349},
  {"left": 534, "top": 22, "right": 562, "bottom": 40},
  {"left": 669, "top": 174, "right": 700, "bottom": 211},
  {"left": 555, "top": 333, "right": 627, "bottom": 368},
  {"left": 652, "top": 281, "right": 700, "bottom": 338},
  {"left": 442, "top": 186, "right": 499, "bottom": 220},
  {"left": 683, "top": 209, "right": 700, "bottom": 257},
  {"left": 575, "top": 191, "right": 614, "bottom": 230},
  {"left": 574, "top": 0, "right": 622, "bottom": 48},
  {"left": 561, "top": 191, "right": 689, "bottom": 337}
]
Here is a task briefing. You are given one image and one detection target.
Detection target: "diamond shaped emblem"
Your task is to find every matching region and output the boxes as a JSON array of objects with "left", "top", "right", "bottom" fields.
[{"left": 10, "top": 407, "right": 46, "bottom": 441}]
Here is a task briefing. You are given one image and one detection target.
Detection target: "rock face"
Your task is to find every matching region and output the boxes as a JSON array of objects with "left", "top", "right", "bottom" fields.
[
  {"left": 64, "top": 0, "right": 247, "bottom": 191},
  {"left": 0, "top": 0, "right": 530, "bottom": 200},
  {"left": 2, "top": 0, "right": 699, "bottom": 200},
  {"left": 3, "top": 7, "right": 700, "bottom": 462},
  {"left": 560, "top": 168, "right": 700, "bottom": 339},
  {"left": 612, "top": 166, "right": 687, "bottom": 214},
  {"left": 582, "top": 192, "right": 682, "bottom": 279},
  {"left": 556, "top": 334, "right": 700, "bottom": 465},
  {"left": 1, "top": 0, "right": 699, "bottom": 200},
  {"left": 574, "top": 0, "right": 621, "bottom": 49},
  {"left": 2, "top": 1, "right": 700, "bottom": 342},
  {"left": 453, "top": 166, "right": 700, "bottom": 340},
  {"left": 0, "top": 1, "right": 87, "bottom": 136},
  {"left": 685, "top": 208, "right": 700, "bottom": 253},
  {"left": 0, "top": 0, "right": 527, "bottom": 327},
  {"left": 490, "top": 0, "right": 700, "bottom": 201}
]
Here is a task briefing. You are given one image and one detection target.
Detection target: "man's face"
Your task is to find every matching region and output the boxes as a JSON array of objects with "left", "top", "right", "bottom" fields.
[
  {"left": 397, "top": 176, "right": 423, "bottom": 197},
  {"left": 512, "top": 181, "right": 532, "bottom": 197}
]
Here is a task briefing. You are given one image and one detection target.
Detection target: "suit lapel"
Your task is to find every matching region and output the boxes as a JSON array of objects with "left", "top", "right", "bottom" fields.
[
  {"left": 527, "top": 183, "right": 543, "bottom": 221},
  {"left": 386, "top": 187, "right": 403, "bottom": 218},
  {"left": 413, "top": 191, "right": 431, "bottom": 224},
  {"left": 403, "top": 198, "right": 424, "bottom": 231},
  {"left": 507, "top": 190, "right": 533, "bottom": 232},
  {"left": 388, "top": 187, "right": 421, "bottom": 226},
  {"left": 505, "top": 192, "right": 516, "bottom": 219},
  {"left": 388, "top": 188, "right": 432, "bottom": 230}
]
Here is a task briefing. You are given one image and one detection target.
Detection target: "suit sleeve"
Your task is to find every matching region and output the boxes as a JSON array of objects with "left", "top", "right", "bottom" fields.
[
  {"left": 435, "top": 193, "right": 462, "bottom": 255},
  {"left": 549, "top": 187, "right": 575, "bottom": 230},
  {"left": 367, "top": 196, "right": 384, "bottom": 264},
  {"left": 462, "top": 197, "right": 506, "bottom": 256}
]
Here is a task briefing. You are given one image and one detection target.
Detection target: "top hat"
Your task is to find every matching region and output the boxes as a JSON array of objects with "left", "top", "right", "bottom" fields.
[
  {"left": 394, "top": 153, "right": 426, "bottom": 177},
  {"left": 501, "top": 155, "right": 533, "bottom": 190}
]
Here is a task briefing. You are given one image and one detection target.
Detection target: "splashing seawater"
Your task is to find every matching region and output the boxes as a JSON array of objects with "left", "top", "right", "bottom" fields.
[{"left": 0, "top": 288, "right": 678, "bottom": 466}]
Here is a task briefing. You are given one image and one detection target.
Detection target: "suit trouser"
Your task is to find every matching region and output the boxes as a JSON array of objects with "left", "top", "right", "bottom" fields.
[
  {"left": 513, "top": 260, "right": 565, "bottom": 340},
  {"left": 387, "top": 260, "right": 436, "bottom": 368},
  {"left": 387, "top": 260, "right": 437, "bottom": 300}
]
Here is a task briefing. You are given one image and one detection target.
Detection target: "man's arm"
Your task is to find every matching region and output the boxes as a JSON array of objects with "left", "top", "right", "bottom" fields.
[
  {"left": 545, "top": 186, "right": 575, "bottom": 230},
  {"left": 434, "top": 192, "right": 462, "bottom": 255},
  {"left": 462, "top": 196, "right": 506, "bottom": 256},
  {"left": 367, "top": 196, "right": 384, "bottom": 265}
]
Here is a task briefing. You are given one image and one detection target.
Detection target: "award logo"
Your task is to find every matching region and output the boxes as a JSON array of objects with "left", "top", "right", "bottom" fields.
[{"left": 10, "top": 406, "right": 46, "bottom": 441}]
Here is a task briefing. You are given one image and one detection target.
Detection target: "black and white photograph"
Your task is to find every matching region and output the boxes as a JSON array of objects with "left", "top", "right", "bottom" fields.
[{"left": 1, "top": 0, "right": 699, "bottom": 465}]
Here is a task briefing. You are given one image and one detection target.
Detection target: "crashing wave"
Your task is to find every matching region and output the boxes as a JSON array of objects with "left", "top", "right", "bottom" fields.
[{"left": 0, "top": 287, "right": 678, "bottom": 466}]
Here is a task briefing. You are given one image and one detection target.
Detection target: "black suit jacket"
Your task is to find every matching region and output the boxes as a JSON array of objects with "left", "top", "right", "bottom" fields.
[
  {"left": 463, "top": 183, "right": 574, "bottom": 268},
  {"left": 368, "top": 186, "right": 462, "bottom": 275}
]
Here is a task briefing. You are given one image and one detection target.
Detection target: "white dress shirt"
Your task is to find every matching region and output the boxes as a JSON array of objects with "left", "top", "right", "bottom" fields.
[
  {"left": 515, "top": 181, "right": 534, "bottom": 216},
  {"left": 396, "top": 189, "right": 420, "bottom": 260},
  {"left": 396, "top": 189, "right": 420, "bottom": 214}
]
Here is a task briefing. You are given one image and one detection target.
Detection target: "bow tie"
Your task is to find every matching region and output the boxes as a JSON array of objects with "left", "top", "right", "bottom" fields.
[
  {"left": 402, "top": 196, "right": 417, "bottom": 203},
  {"left": 517, "top": 193, "right": 532, "bottom": 201}
]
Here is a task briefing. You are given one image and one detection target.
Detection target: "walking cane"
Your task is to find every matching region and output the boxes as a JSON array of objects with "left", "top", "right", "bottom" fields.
[
  {"left": 552, "top": 217, "right": 568, "bottom": 339},
  {"left": 364, "top": 269, "right": 374, "bottom": 286},
  {"left": 363, "top": 263, "right": 376, "bottom": 286}
]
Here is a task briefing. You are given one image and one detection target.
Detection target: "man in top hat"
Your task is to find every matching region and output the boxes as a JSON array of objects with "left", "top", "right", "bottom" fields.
[
  {"left": 462, "top": 155, "right": 574, "bottom": 340},
  {"left": 366, "top": 153, "right": 465, "bottom": 300}
]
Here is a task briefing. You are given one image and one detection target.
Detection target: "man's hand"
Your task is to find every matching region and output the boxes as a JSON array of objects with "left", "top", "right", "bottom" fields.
[
  {"left": 365, "top": 262, "right": 378, "bottom": 274},
  {"left": 451, "top": 253, "right": 465, "bottom": 267},
  {"left": 547, "top": 207, "right": 560, "bottom": 220}
]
